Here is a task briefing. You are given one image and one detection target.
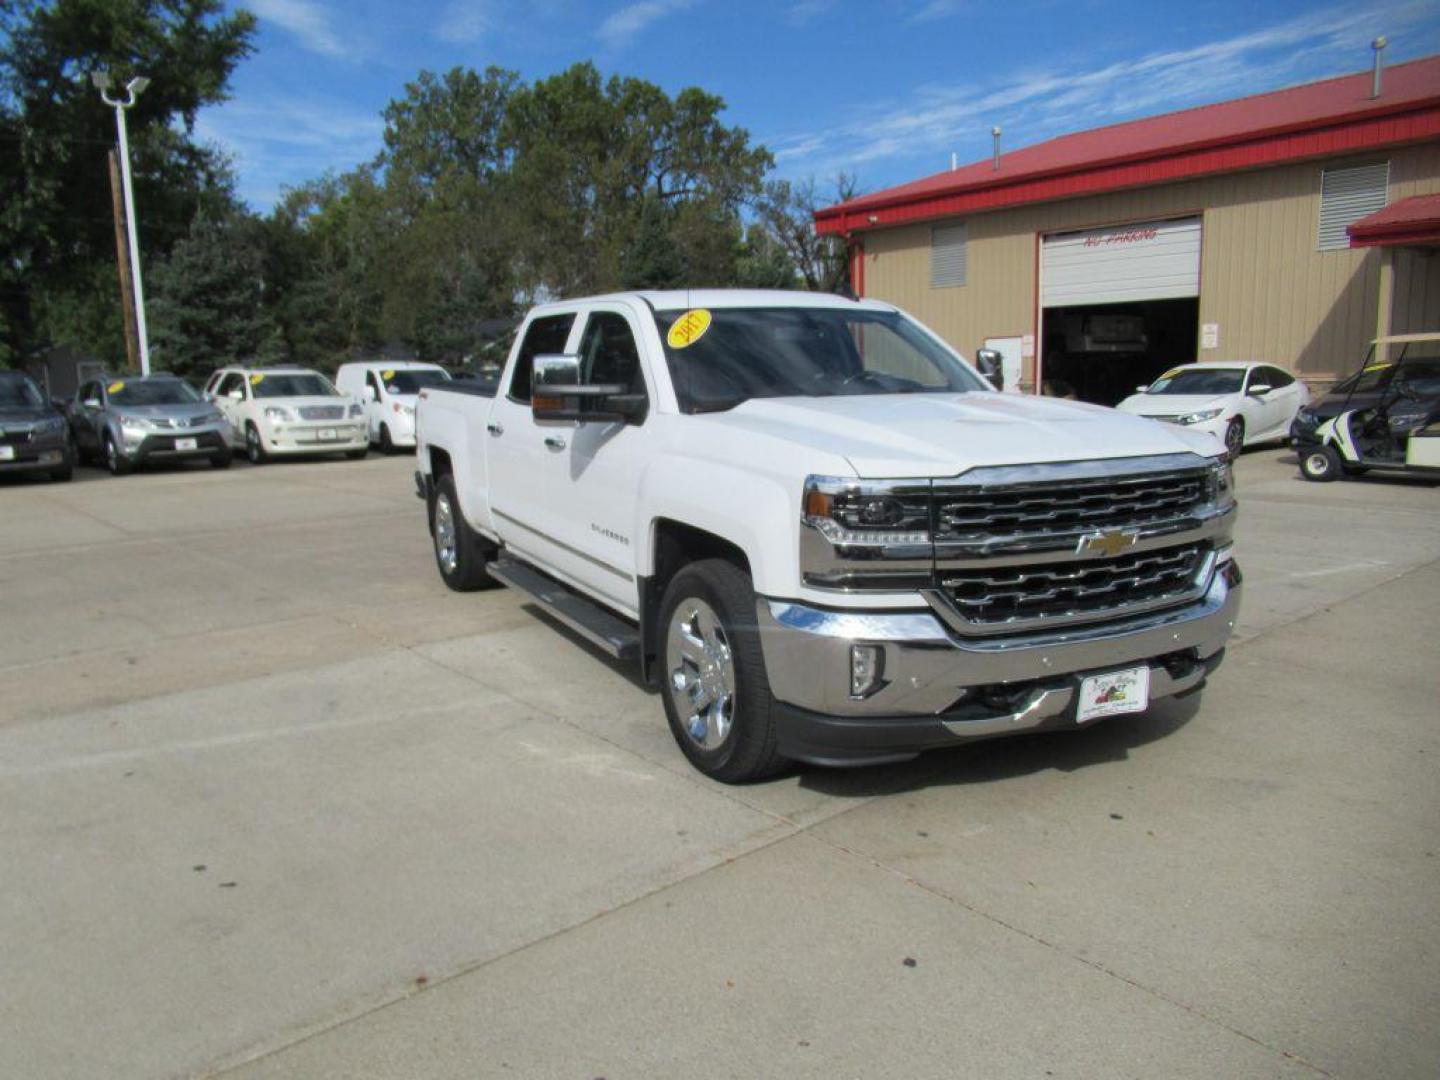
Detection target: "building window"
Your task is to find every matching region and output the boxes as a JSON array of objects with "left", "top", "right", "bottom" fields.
[
  {"left": 1318, "top": 162, "right": 1388, "bottom": 251},
  {"left": 930, "top": 223, "right": 967, "bottom": 287}
]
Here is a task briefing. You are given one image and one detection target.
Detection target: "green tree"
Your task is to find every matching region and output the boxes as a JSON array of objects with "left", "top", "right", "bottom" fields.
[
  {"left": 147, "top": 207, "right": 267, "bottom": 377},
  {"left": 0, "top": 0, "right": 255, "bottom": 366}
]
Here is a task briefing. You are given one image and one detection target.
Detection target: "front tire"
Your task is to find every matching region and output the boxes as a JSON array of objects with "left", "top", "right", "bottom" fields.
[
  {"left": 245, "top": 423, "right": 268, "bottom": 464},
  {"left": 379, "top": 424, "right": 394, "bottom": 454},
  {"left": 1300, "top": 444, "right": 1342, "bottom": 482},
  {"left": 658, "top": 559, "right": 789, "bottom": 783},
  {"left": 103, "top": 432, "right": 131, "bottom": 476},
  {"left": 430, "top": 474, "right": 497, "bottom": 591},
  {"left": 1224, "top": 417, "right": 1245, "bottom": 458}
]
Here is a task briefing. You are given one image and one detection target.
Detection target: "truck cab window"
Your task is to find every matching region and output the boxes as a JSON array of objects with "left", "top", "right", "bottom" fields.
[
  {"left": 578, "top": 312, "right": 645, "bottom": 394},
  {"left": 508, "top": 313, "right": 577, "bottom": 403}
]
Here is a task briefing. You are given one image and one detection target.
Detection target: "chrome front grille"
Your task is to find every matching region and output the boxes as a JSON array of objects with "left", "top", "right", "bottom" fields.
[
  {"left": 939, "top": 542, "right": 1210, "bottom": 629},
  {"left": 299, "top": 405, "right": 345, "bottom": 421},
  {"left": 933, "top": 470, "right": 1210, "bottom": 541}
]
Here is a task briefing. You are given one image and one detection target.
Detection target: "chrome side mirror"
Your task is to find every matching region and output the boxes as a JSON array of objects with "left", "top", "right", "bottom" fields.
[{"left": 974, "top": 348, "right": 1004, "bottom": 390}]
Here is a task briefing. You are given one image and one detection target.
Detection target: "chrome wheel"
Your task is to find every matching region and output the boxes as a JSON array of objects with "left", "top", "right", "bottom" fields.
[
  {"left": 104, "top": 435, "right": 119, "bottom": 473},
  {"left": 666, "top": 598, "right": 736, "bottom": 750},
  {"left": 433, "top": 492, "right": 459, "bottom": 575},
  {"left": 246, "top": 426, "right": 263, "bottom": 463},
  {"left": 1224, "top": 418, "right": 1244, "bottom": 458},
  {"left": 1305, "top": 450, "right": 1332, "bottom": 477}
]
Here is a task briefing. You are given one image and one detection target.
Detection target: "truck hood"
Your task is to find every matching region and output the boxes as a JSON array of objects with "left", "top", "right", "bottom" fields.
[{"left": 716, "top": 393, "right": 1222, "bottom": 477}]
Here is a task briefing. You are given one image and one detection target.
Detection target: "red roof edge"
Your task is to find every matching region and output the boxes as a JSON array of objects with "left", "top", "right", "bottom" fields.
[
  {"left": 1348, "top": 194, "right": 1440, "bottom": 247},
  {"left": 814, "top": 68, "right": 1440, "bottom": 237}
]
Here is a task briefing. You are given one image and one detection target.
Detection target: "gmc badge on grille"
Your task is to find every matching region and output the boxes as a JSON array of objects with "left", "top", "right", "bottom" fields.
[{"left": 1076, "top": 529, "right": 1141, "bottom": 557}]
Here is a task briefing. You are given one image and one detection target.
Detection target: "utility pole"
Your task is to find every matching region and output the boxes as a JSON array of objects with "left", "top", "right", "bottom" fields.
[
  {"left": 108, "top": 150, "right": 140, "bottom": 372},
  {"left": 93, "top": 71, "right": 152, "bottom": 376}
]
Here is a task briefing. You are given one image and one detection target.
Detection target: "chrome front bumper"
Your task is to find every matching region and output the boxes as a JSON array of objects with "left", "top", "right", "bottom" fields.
[{"left": 756, "top": 561, "right": 1241, "bottom": 765}]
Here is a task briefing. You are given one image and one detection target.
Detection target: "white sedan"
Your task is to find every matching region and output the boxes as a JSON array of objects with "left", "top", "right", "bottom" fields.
[{"left": 1116, "top": 361, "right": 1310, "bottom": 458}]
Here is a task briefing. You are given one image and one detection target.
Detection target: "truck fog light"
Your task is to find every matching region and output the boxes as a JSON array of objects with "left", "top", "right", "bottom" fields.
[{"left": 850, "top": 644, "right": 885, "bottom": 699}]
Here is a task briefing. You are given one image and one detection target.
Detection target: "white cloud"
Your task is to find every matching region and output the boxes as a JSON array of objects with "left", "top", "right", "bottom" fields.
[
  {"left": 787, "top": 0, "right": 833, "bottom": 26},
  {"left": 772, "top": 1, "right": 1438, "bottom": 183},
  {"left": 597, "top": 0, "right": 693, "bottom": 50},
  {"left": 906, "top": 0, "right": 961, "bottom": 25},
  {"left": 435, "top": 0, "right": 493, "bottom": 44},
  {"left": 247, "top": 0, "right": 350, "bottom": 58},
  {"left": 197, "top": 95, "right": 385, "bottom": 210}
]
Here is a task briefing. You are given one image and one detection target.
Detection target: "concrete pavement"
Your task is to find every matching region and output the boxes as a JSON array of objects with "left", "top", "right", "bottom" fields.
[{"left": 0, "top": 450, "right": 1436, "bottom": 1078}]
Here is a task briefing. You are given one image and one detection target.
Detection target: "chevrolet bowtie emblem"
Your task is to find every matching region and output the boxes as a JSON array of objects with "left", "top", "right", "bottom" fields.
[{"left": 1076, "top": 529, "right": 1140, "bottom": 558}]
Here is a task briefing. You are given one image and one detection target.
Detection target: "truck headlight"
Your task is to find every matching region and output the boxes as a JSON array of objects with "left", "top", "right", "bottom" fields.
[
  {"left": 1176, "top": 408, "right": 1222, "bottom": 425},
  {"left": 801, "top": 476, "right": 933, "bottom": 590},
  {"left": 803, "top": 476, "right": 931, "bottom": 547},
  {"left": 348, "top": 403, "right": 364, "bottom": 418},
  {"left": 264, "top": 406, "right": 295, "bottom": 423},
  {"left": 1207, "top": 458, "right": 1234, "bottom": 506}
]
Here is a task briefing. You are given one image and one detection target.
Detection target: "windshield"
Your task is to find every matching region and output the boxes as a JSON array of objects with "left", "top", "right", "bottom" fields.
[
  {"left": 383, "top": 369, "right": 450, "bottom": 395},
  {"left": 0, "top": 374, "right": 44, "bottom": 408},
  {"left": 656, "top": 307, "right": 987, "bottom": 413},
  {"left": 1146, "top": 368, "right": 1245, "bottom": 396},
  {"left": 109, "top": 379, "right": 200, "bottom": 406},
  {"left": 252, "top": 373, "right": 338, "bottom": 398}
]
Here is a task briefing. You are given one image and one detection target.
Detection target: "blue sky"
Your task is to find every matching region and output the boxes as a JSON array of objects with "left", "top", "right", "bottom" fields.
[{"left": 199, "top": 0, "right": 1440, "bottom": 211}]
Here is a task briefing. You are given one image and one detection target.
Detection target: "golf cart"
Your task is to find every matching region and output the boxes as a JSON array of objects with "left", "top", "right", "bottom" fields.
[{"left": 1297, "top": 332, "right": 1440, "bottom": 482}]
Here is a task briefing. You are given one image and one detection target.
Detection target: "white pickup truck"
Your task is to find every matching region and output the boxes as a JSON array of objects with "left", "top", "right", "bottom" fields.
[{"left": 414, "top": 290, "right": 1240, "bottom": 782}]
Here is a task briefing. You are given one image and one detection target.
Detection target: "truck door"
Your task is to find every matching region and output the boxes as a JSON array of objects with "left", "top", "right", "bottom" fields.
[
  {"left": 486, "top": 311, "right": 581, "bottom": 569},
  {"left": 537, "top": 306, "right": 654, "bottom": 614}
]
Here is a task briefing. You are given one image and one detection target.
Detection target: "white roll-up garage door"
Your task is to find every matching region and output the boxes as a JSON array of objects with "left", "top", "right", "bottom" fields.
[{"left": 1041, "top": 217, "right": 1201, "bottom": 307}]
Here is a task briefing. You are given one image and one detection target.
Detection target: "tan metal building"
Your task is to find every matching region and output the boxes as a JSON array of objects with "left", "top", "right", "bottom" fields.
[{"left": 814, "top": 55, "right": 1440, "bottom": 403}]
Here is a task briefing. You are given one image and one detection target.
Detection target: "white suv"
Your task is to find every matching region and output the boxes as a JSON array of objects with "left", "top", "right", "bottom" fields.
[
  {"left": 203, "top": 366, "right": 368, "bottom": 464},
  {"left": 334, "top": 361, "right": 451, "bottom": 452}
]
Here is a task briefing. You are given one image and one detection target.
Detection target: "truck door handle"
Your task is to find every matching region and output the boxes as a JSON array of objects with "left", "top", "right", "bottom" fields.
[
  {"left": 544, "top": 436, "right": 567, "bottom": 451},
  {"left": 487, "top": 422, "right": 503, "bottom": 436}
]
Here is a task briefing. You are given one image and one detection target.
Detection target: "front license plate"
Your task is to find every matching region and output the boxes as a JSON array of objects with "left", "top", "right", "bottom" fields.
[
  {"left": 174, "top": 437, "right": 198, "bottom": 451},
  {"left": 1077, "top": 665, "right": 1150, "bottom": 724},
  {"left": 0, "top": 445, "right": 14, "bottom": 461},
  {"left": 318, "top": 428, "right": 338, "bottom": 440}
]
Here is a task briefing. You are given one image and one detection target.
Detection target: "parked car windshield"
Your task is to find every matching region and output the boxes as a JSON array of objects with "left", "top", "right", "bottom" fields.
[
  {"left": 656, "top": 307, "right": 987, "bottom": 413},
  {"left": 0, "top": 373, "right": 44, "bottom": 408},
  {"left": 383, "top": 369, "right": 450, "bottom": 394},
  {"left": 251, "top": 373, "right": 338, "bottom": 398},
  {"left": 1146, "top": 368, "right": 1245, "bottom": 396},
  {"left": 109, "top": 379, "right": 200, "bottom": 406}
]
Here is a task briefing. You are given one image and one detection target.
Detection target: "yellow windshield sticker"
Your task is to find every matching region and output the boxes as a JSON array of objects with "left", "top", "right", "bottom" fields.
[
  {"left": 381, "top": 369, "right": 396, "bottom": 380},
  {"left": 107, "top": 381, "right": 125, "bottom": 394},
  {"left": 1159, "top": 368, "right": 1182, "bottom": 380},
  {"left": 1362, "top": 362, "right": 1393, "bottom": 372},
  {"left": 250, "top": 373, "right": 264, "bottom": 385},
  {"left": 667, "top": 309, "right": 712, "bottom": 350}
]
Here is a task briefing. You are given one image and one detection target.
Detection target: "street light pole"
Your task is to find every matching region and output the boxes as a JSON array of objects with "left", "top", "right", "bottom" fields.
[{"left": 94, "top": 72, "right": 152, "bottom": 376}]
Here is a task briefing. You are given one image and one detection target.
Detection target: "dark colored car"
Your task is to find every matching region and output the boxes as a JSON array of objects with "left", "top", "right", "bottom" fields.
[
  {"left": 0, "top": 370, "right": 74, "bottom": 482},
  {"left": 1291, "top": 336, "right": 1440, "bottom": 445},
  {"left": 67, "top": 373, "right": 232, "bottom": 474}
]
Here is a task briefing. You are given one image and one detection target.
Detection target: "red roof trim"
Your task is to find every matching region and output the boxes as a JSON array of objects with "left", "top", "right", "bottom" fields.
[
  {"left": 814, "top": 57, "right": 1440, "bottom": 237},
  {"left": 817, "top": 106, "right": 1440, "bottom": 235},
  {"left": 1348, "top": 194, "right": 1440, "bottom": 247}
]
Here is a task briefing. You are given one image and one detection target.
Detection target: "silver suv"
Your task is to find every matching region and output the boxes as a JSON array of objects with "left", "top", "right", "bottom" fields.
[{"left": 68, "top": 374, "right": 232, "bottom": 475}]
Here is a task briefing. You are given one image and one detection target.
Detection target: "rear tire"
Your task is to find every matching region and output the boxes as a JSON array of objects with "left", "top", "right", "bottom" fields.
[
  {"left": 430, "top": 474, "right": 497, "bottom": 591},
  {"left": 1300, "top": 444, "right": 1342, "bottom": 482},
  {"left": 658, "top": 559, "right": 789, "bottom": 783}
]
